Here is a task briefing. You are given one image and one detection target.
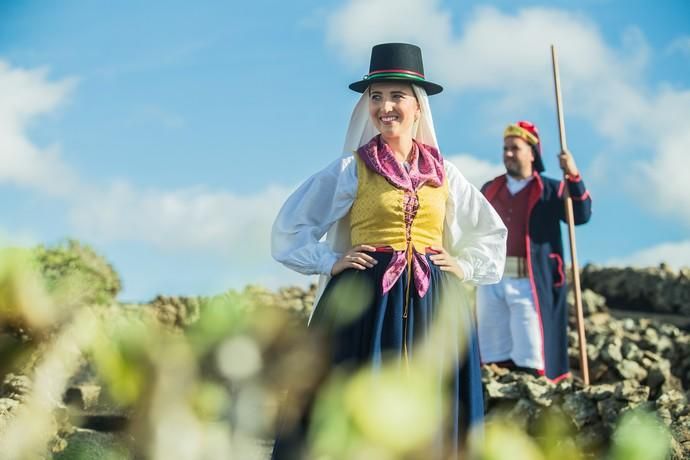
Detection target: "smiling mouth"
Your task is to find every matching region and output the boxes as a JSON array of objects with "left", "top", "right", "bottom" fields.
[{"left": 380, "top": 115, "right": 398, "bottom": 123}]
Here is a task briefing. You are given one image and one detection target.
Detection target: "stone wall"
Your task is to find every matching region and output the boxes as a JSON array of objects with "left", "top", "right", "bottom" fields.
[{"left": 581, "top": 264, "right": 690, "bottom": 316}]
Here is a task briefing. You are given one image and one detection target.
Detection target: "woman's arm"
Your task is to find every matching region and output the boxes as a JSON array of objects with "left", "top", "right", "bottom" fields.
[
  {"left": 443, "top": 161, "right": 507, "bottom": 285},
  {"left": 271, "top": 156, "right": 357, "bottom": 276}
]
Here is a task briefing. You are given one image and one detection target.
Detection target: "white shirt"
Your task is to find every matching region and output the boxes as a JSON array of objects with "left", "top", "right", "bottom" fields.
[
  {"left": 506, "top": 174, "right": 534, "bottom": 196},
  {"left": 271, "top": 155, "right": 507, "bottom": 286}
]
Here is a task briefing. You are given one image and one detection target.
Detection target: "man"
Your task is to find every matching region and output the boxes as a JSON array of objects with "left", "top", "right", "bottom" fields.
[{"left": 477, "top": 120, "right": 591, "bottom": 382}]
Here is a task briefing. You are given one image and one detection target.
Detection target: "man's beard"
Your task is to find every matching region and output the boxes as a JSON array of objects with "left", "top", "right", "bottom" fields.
[{"left": 504, "top": 160, "right": 523, "bottom": 178}]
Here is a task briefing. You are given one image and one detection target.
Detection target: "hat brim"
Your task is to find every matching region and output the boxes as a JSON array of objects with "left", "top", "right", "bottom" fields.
[{"left": 348, "top": 77, "right": 443, "bottom": 95}]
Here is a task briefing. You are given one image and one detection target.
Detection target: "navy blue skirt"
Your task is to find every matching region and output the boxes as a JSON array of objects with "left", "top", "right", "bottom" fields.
[{"left": 272, "top": 252, "right": 484, "bottom": 459}]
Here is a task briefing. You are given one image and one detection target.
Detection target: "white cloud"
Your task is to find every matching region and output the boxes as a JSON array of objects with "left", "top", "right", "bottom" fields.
[
  {"left": 69, "top": 182, "right": 290, "bottom": 258},
  {"left": 326, "top": 0, "right": 454, "bottom": 64},
  {"left": 446, "top": 154, "right": 503, "bottom": 188},
  {"left": 635, "top": 91, "right": 690, "bottom": 227},
  {"left": 608, "top": 240, "right": 690, "bottom": 269},
  {"left": 666, "top": 36, "right": 690, "bottom": 57},
  {"left": 0, "top": 61, "right": 80, "bottom": 196},
  {"left": 1, "top": 58, "right": 290, "bottom": 291},
  {"left": 327, "top": 3, "right": 640, "bottom": 93},
  {"left": 327, "top": 2, "right": 690, "bottom": 227},
  {"left": 0, "top": 58, "right": 290, "bottom": 263}
]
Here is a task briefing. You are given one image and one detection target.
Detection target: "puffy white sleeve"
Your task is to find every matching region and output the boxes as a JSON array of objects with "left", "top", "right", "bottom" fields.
[
  {"left": 443, "top": 160, "right": 507, "bottom": 285},
  {"left": 271, "top": 155, "right": 357, "bottom": 276}
]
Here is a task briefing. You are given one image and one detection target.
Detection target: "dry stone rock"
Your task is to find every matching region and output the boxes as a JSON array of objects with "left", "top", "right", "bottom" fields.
[
  {"left": 485, "top": 379, "right": 522, "bottom": 401},
  {"left": 522, "top": 379, "right": 555, "bottom": 407},
  {"left": 568, "top": 289, "right": 608, "bottom": 316},
  {"left": 601, "top": 338, "right": 623, "bottom": 363},
  {"left": 581, "top": 383, "right": 616, "bottom": 401},
  {"left": 669, "top": 419, "right": 690, "bottom": 460},
  {"left": 658, "top": 407, "right": 674, "bottom": 426},
  {"left": 1, "top": 373, "right": 32, "bottom": 401},
  {"left": 621, "top": 340, "right": 643, "bottom": 361},
  {"left": 597, "top": 398, "right": 628, "bottom": 427},
  {"left": 562, "top": 392, "right": 598, "bottom": 429},
  {"left": 614, "top": 380, "right": 650, "bottom": 404},
  {"left": 581, "top": 264, "right": 690, "bottom": 315},
  {"left": 615, "top": 359, "right": 648, "bottom": 381},
  {"left": 575, "top": 421, "right": 609, "bottom": 451},
  {"left": 656, "top": 390, "right": 688, "bottom": 418},
  {"left": 148, "top": 295, "right": 201, "bottom": 328},
  {"left": 505, "top": 398, "right": 540, "bottom": 432},
  {"left": 0, "top": 397, "right": 20, "bottom": 430}
]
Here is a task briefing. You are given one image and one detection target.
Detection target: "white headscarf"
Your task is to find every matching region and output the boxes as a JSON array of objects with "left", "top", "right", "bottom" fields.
[{"left": 341, "top": 85, "right": 439, "bottom": 154}]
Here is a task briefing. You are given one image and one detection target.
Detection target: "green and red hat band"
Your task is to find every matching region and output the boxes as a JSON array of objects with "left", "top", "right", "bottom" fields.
[{"left": 365, "top": 68, "right": 426, "bottom": 82}]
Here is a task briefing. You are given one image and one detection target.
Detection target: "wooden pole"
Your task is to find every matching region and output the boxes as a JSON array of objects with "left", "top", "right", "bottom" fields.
[{"left": 551, "top": 45, "right": 590, "bottom": 385}]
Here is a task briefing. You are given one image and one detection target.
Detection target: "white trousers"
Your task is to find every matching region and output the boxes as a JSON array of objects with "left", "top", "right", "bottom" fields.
[{"left": 476, "top": 277, "right": 544, "bottom": 370}]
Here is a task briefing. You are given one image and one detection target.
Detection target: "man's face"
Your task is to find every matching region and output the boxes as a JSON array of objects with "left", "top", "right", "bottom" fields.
[{"left": 503, "top": 136, "right": 534, "bottom": 178}]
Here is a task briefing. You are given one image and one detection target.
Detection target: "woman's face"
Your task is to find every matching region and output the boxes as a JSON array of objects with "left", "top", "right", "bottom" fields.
[{"left": 368, "top": 82, "right": 420, "bottom": 141}]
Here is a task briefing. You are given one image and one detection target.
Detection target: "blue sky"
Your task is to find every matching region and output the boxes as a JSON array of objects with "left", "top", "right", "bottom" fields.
[{"left": 0, "top": 0, "right": 689, "bottom": 301}]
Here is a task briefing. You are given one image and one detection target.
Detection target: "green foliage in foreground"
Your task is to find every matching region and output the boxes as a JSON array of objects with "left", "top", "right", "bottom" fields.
[
  {"left": 609, "top": 410, "right": 672, "bottom": 460},
  {"left": 0, "top": 244, "right": 675, "bottom": 460},
  {"left": 32, "top": 239, "right": 121, "bottom": 305},
  {"left": 53, "top": 430, "right": 131, "bottom": 460}
]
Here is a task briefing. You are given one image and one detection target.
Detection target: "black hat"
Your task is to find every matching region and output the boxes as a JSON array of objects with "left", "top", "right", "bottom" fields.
[{"left": 349, "top": 43, "right": 443, "bottom": 95}]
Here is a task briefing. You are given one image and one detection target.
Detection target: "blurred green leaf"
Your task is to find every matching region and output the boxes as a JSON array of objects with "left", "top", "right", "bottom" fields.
[
  {"left": 480, "top": 421, "right": 545, "bottom": 460},
  {"left": 609, "top": 409, "right": 671, "bottom": 460}
]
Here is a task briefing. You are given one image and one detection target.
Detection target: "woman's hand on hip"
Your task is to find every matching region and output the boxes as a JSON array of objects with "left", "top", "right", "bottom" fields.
[
  {"left": 331, "top": 245, "right": 378, "bottom": 276},
  {"left": 429, "top": 246, "right": 464, "bottom": 280}
]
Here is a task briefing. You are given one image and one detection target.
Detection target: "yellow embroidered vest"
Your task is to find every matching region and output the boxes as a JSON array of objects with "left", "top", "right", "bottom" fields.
[{"left": 350, "top": 155, "right": 448, "bottom": 251}]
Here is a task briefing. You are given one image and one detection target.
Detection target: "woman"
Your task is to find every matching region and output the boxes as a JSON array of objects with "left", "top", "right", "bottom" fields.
[{"left": 271, "top": 43, "right": 506, "bottom": 458}]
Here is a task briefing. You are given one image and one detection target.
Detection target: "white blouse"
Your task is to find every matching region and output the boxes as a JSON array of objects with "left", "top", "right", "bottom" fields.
[{"left": 271, "top": 155, "right": 507, "bottom": 285}]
